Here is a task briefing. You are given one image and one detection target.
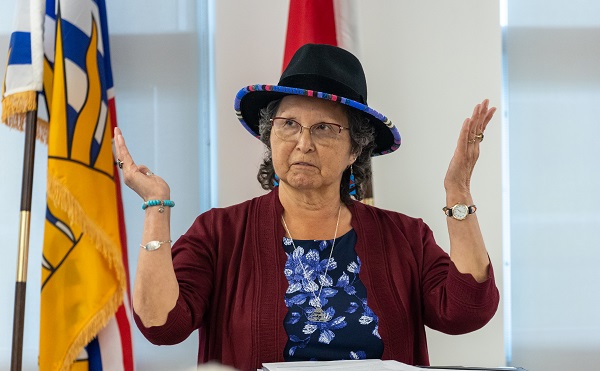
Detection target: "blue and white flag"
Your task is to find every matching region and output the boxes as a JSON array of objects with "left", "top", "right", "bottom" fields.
[{"left": 1, "top": 0, "right": 45, "bottom": 131}]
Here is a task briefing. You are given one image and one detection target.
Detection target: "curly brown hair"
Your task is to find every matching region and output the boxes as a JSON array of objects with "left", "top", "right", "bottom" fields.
[{"left": 256, "top": 99, "right": 375, "bottom": 205}]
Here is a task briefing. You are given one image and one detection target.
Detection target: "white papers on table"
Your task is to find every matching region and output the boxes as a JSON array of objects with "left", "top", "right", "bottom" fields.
[{"left": 261, "top": 359, "right": 423, "bottom": 371}]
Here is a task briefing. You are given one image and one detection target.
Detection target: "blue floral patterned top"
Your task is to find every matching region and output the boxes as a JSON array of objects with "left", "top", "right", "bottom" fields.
[{"left": 282, "top": 229, "right": 384, "bottom": 361}]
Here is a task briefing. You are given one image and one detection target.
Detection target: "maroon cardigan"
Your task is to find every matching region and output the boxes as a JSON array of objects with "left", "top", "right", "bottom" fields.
[{"left": 134, "top": 188, "right": 499, "bottom": 370}]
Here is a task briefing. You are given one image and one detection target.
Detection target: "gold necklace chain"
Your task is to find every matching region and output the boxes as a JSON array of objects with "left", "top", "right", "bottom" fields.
[{"left": 281, "top": 205, "right": 342, "bottom": 322}]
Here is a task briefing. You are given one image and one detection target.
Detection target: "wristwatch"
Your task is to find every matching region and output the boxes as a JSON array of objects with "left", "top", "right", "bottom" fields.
[
  {"left": 140, "top": 240, "right": 172, "bottom": 251},
  {"left": 442, "top": 204, "right": 477, "bottom": 220}
]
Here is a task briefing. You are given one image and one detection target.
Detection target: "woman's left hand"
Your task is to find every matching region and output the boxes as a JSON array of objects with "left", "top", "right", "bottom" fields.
[{"left": 444, "top": 99, "right": 496, "bottom": 194}]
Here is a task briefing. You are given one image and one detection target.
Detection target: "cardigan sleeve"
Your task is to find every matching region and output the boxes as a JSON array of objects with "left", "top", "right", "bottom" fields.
[
  {"left": 418, "top": 220, "right": 500, "bottom": 335},
  {"left": 134, "top": 211, "right": 217, "bottom": 345}
]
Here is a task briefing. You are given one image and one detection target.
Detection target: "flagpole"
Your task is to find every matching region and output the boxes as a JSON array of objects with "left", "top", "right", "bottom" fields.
[{"left": 11, "top": 104, "right": 39, "bottom": 371}]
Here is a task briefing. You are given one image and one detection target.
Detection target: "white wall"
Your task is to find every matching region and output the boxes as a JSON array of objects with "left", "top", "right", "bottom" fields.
[
  {"left": 215, "top": 1, "right": 289, "bottom": 204},
  {"left": 506, "top": 0, "right": 600, "bottom": 369}
]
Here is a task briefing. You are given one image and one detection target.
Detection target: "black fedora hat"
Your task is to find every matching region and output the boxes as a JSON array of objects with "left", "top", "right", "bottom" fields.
[{"left": 234, "top": 44, "right": 401, "bottom": 156}]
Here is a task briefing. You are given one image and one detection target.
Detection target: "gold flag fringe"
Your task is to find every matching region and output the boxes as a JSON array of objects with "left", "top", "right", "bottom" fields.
[
  {"left": 1, "top": 91, "right": 49, "bottom": 143},
  {"left": 46, "top": 173, "right": 126, "bottom": 371},
  {"left": 59, "top": 287, "right": 123, "bottom": 371},
  {"left": 1, "top": 91, "right": 37, "bottom": 121},
  {"left": 34, "top": 118, "right": 49, "bottom": 143}
]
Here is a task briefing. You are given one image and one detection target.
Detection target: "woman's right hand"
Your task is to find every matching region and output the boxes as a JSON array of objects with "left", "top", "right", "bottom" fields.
[
  {"left": 115, "top": 127, "right": 179, "bottom": 327},
  {"left": 114, "top": 127, "right": 171, "bottom": 201}
]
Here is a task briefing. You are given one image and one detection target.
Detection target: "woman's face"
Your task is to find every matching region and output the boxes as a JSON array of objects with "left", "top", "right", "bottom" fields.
[{"left": 271, "top": 95, "right": 355, "bottom": 194}]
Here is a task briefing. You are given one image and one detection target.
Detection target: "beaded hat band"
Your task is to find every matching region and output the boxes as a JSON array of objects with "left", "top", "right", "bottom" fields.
[{"left": 233, "top": 44, "right": 401, "bottom": 156}]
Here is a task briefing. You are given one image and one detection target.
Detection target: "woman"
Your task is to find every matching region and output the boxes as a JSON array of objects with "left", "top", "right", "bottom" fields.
[{"left": 114, "top": 44, "right": 499, "bottom": 370}]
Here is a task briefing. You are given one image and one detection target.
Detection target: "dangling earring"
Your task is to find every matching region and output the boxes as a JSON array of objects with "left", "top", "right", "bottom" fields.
[
  {"left": 348, "top": 166, "right": 356, "bottom": 197},
  {"left": 273, "top": 173, "right": 279, "bottom": 187}
]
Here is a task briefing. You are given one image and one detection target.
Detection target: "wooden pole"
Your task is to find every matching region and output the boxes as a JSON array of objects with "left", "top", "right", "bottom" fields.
[{"left": 11, "top": 106, "right": 38, "bottom": 371}]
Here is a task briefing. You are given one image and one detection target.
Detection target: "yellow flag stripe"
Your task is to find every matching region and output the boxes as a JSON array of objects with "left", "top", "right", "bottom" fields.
[{"left": 71, "top": 17, "right": 102, "bottom": 166}]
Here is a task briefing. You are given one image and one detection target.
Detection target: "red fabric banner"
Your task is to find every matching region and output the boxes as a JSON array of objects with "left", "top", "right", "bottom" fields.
[{"left": 283, "top": 0, "right": 338, "bottom": 70}]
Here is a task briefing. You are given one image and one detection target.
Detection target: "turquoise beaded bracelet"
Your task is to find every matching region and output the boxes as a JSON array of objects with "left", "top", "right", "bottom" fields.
[{"left": 142, "top": 199, "right": 175, "bottom": 213}]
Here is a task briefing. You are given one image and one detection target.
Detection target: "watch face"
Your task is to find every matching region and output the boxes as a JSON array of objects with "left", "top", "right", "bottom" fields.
[{"left": 452, "top": 204, "right": 468, "bottom": 220}]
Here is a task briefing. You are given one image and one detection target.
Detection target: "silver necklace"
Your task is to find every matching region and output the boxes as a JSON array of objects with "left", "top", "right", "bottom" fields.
[{"left": 281, "top": 205, "right": 342, "bottom": 323}]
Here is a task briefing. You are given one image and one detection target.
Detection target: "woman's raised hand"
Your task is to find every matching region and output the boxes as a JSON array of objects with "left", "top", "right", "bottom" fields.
[
  {"left": 444, "top": 99, "right": 496, "bottom": 195},
  {"left": 114, "top": 127, "right": 171, "bottom": 201}
]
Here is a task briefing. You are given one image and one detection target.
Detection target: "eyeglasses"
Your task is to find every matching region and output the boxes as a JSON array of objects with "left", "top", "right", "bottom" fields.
[{"left": 270, "top": 117, "right": 349, "bottom": 144}]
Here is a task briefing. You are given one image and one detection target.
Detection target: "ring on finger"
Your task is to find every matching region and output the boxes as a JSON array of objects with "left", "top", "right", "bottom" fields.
[
  {"left": 475, "top": 133, "right": 484, "bottom": 142},
  {"left": 146, "top": 171, "right": 154, "bottom": 176},
  {"left": 116, "top": 159, "right": 124, "bottom": 169}
]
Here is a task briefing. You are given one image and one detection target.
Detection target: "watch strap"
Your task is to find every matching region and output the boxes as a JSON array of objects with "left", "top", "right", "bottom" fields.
[{"left": 443, "top": 206, "right": 453, "bottom": 217}]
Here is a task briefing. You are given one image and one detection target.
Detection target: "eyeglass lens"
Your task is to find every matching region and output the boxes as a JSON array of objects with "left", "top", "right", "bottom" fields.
[{"left": 271, "top": 118, "right": 344, "bottom": 143}]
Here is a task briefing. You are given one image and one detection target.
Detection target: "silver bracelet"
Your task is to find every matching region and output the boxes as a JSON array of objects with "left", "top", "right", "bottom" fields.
[{"left": 140, "top": 240, "right": 172, "bottom": 251}]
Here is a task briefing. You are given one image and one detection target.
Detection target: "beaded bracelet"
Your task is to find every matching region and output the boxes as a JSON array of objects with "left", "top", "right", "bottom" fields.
[{"left": 142, "top": 199, "right": 175, "bottom": 213}]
